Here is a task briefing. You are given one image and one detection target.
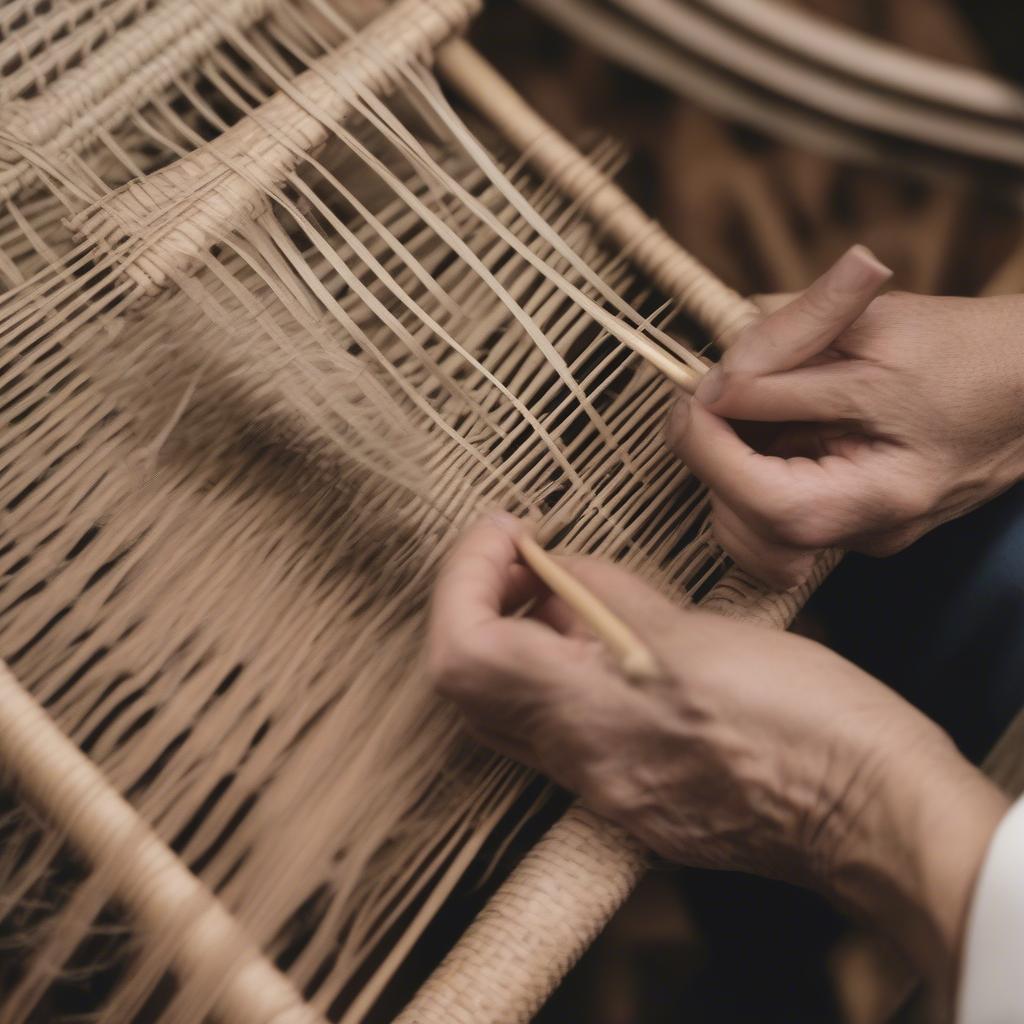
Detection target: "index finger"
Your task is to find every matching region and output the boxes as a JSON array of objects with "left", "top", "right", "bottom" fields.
[
  {"left": 430, "top": 513, "right": 525, "bottom": 637},
  {"left": 669, "top": 397, "right": 868, "bottom": 547},
  {"left": 668, "top": 396, "right": 795, "bottom": 524}
]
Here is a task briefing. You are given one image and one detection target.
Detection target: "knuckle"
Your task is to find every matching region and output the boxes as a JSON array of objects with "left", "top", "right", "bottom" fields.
[
  {"left": 877, "top": 494, "right": 920, "bottom": 529},
  {"left": 540, "top": 689, "right": 579, "bottom": 732},
  {"left": 776, "top": 514, "right": 831, "bottom": 550},
  {"left": 429, "top": 633, "right": 496, "bottom": 700},
  {"left": 895, "top": 475, "right": 939, "bottom": 518},
  {"left": 799, "top": 285, "right": 837, "bottom": 324},
  {"left": 578, "top": 758, "right": 641, "bottom": 819},
  {"left": 760, "top": 482, "right": 857, "bottom": 549},
  {"left": 753, "top": 491, "right": 813, "bottom": 544},
  {"left": 861, "top": 474, "right": 935, "bottom": 533},
  {"left": 831, "top": 368, "right": 874, "bottom": 420},
  {"left": 858, "top": 530, "right": 915, "bottom": 558}
]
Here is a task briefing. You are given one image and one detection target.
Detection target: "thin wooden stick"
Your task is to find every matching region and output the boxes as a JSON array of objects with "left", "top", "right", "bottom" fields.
[
  {"left": 438, "top": 42, "right": 717, "bottom": 389},
  {"left": 514, "top": 533, "right": 661, "bottom": 682},
  {"left": 589, "top": 305, "right": 703, "bottom": 391},
  {"left": 0, "top": 661, "right": 326, "bottom": 1024}
]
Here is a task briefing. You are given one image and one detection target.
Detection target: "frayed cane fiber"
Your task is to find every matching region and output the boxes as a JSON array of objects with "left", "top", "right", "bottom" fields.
[
  {"left": 396, "top": 554, "right": 837, "bottom": 1024},
  {"left": 0, "top": 661, "right": 325, "bottom": 1024},
  {"left": 0, "top": 1, "right": 872, "bottom": 1022}
]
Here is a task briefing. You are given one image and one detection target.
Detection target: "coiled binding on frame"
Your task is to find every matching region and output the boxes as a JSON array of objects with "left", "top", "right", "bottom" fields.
[{"left": 3, "top": 3, "right": 1019, "bottom": 1023}]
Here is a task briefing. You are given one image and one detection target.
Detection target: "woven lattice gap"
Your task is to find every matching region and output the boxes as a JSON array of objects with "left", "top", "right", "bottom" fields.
[{"left": 0, "top": 1, "right": 733, "bottom": 1020}]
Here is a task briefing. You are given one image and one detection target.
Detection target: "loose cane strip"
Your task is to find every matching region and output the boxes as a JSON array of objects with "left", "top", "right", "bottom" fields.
[
  {"left": 0, "top": 662, "right": 326, "bottom": 1024},
  {"left": 0, "top": 4, "right": 773, "bottom": 1021}
]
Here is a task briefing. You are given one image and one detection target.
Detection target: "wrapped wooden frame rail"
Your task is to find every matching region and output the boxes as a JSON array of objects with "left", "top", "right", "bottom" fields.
[{"left": 2, "top": 1, "right": 1022, "bottom": 1023}]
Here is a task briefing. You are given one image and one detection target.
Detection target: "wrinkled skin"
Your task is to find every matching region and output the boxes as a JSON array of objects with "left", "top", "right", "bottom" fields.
[
  {"left": 427, "top": 247, "right": 1022, "bottom": 1014},
  {"left": 666, "top": 246, "right": 1024, "bottom": 588},
  {"left": 427, "top": 516, "right": 1008, "bottom": 1008}
]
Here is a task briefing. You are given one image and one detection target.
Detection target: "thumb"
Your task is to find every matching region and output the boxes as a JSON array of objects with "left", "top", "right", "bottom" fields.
[{"left": 708, "top": 245, "right": 890, "bottom": 391}]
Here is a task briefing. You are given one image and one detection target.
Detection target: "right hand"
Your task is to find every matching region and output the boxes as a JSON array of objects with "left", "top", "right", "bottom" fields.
[{"left": 666, "top": 246, "right": 1024, "bottom": 588}]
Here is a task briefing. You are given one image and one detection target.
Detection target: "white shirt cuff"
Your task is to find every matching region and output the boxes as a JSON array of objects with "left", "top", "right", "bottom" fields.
[{"left": 958, "top": 795, "right": 1024, "bottom": 1023}]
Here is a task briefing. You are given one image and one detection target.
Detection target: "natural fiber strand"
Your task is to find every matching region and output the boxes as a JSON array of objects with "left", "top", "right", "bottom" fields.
[{"left": 0, "top": 1, "right": 745, "bottom": 1018}]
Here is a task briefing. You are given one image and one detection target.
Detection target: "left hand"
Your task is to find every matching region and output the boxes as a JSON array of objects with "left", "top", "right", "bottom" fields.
[{"left": 426, "top": 514, "right": 1008, "bottom": 1004}]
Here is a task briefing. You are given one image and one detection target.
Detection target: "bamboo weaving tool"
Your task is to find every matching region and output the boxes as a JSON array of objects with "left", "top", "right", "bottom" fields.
[
  {"left": 0, "top": 3, "right": 817, "bottom": 1021},
  {"left": 513, "top": 532, "right": 661, "bottom": 684},
  {"left": 0, "top": 2, "right": 988, "bottom": 1023}
]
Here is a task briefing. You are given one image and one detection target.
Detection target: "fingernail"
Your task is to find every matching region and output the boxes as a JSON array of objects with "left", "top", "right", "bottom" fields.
[
  {"left": 832, "top": 245, "right": 892, "bottom": 293},
  {"left": 695, "top": 364, "right": 723, "bottom": 405}
]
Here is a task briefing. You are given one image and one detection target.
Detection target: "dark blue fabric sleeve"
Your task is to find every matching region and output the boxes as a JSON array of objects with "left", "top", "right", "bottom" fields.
[{"left": 807, "top": 482, "right": 1024, "bottom": 762}]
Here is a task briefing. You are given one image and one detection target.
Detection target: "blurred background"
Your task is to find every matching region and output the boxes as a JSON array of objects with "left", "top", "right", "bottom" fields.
[{"left": 460, "top": 2, "right": 1024, "bottom": 1021}]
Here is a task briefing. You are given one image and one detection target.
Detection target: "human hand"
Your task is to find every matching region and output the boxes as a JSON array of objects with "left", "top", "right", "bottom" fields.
[
  {"left": 666, "top": 246, "right": 1024, "bottom": 588},
  {"left": 427, "top": 515, "right": 1009, "bottom": 1001}
]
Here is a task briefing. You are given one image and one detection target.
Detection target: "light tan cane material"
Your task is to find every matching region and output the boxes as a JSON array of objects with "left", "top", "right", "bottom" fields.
[
  {"left": 438, "top": 39, "right": 759, "bottom": 347},
  {"left": 70, "top": 0, "right": 481, "bottom": 293},
  {"left": 0, "top": 0, "right": 284, "bottom": 198},
  {"left": 5, "top": 2, "right": 997, "bottom": 1023},
  {"left": 0, "top": 1, "right": 741, "bottom": 1017},
  {"left": 0, "top": 661, "right": 326, "bottom": 1024},
  {"left": 396, "top": 558, "right": 833, "bottom": 1024},
  {"left": 514, "top": 533, "right": 661, "bottom": 682}
]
